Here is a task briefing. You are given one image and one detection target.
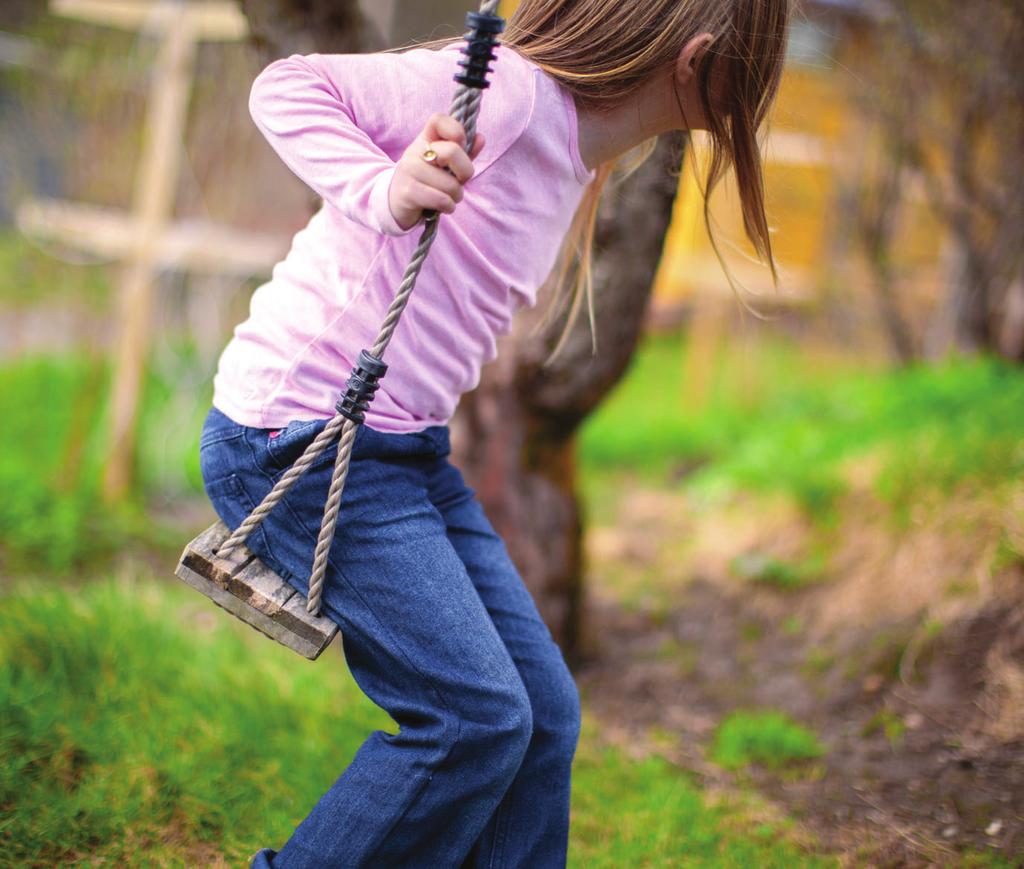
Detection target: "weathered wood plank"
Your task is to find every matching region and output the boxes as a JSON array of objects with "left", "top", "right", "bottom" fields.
[
  {"left": 175, "top": 521, "right": 339, "bottom": 660},
  {"left": 181, "top": 520, "right": 255, "bottom": 586},
  {"left": 228, "top": 558, "right": 297, "bottom": 616},
  {"left": 280, "top": 594, "right": 340, "bottom": 647},
  {"left": 16, "top": 200, "right": 288, "bottom": 274},
  {"left": 52, "top": 0, "right": 249, "bottom": 41}
]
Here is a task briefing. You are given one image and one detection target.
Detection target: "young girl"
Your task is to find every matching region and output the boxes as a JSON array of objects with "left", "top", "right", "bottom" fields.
[{"left": 198, "top": 0, "right": 789, "bottom": 865}]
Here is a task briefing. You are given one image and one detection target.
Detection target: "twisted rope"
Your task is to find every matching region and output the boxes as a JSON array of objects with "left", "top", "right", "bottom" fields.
[{"left": 215, "top": 0, "right": 501, "bottom": 617}]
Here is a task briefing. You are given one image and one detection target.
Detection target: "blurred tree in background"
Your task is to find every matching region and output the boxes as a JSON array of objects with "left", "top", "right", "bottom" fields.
[{"left": 848, "top": 0, "right": 1024, "bottom": 360}]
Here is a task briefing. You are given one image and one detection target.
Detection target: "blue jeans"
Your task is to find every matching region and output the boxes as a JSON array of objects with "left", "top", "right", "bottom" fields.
[{"left": 198, "top": 405, "right": 581, "bottom": 868}]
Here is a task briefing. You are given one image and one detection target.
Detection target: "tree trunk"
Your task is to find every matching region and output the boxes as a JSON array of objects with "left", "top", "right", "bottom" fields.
[
  {"left": 853, "top": 125, "right": 917, "bottom": 364},
  {"left": 450, "top": 135, "right": 685, "bottom": 662},
  {"left": 240, "top": 0, "right": 384, "bottom": 60}
]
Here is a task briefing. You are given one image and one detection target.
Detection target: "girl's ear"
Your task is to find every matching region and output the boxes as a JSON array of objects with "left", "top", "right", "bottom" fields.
[
  {"left": 674, "top": 32, "right": 716, "bottom": 89},
  {"left": 672, "top": 32, "right": 717, "bottom": 132}
]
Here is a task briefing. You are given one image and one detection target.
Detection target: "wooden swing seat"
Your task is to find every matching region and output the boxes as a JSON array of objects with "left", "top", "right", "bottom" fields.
[{"left": 175, "top": 520, "right": 339, "bottom": 660}]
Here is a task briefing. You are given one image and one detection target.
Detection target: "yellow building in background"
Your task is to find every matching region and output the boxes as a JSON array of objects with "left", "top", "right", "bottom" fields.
[
  {"left": 650, "top": 2, "right": 947, "bottom": 325},
  {"left": 654, "top": 5, "right": 856, "bottom": 311}
]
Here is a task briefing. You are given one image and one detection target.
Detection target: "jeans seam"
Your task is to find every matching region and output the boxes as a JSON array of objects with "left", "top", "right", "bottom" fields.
[
  {"left": 266, "top": 418, "right": 378, "bottom": 476},
  {"left": 487, "top": 794, "right": 512, "bottom": 869},
  {"left": 199, "top": 431, "right": 245, "bottom": 451},
  {"left": 360, "top": 743, "right": 460, "bottom": 867},
  {"left": 265, "top": 418, "right": 325, "bottom": 450}
]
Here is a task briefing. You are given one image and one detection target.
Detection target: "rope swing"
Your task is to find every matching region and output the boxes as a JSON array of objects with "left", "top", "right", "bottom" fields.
[{"left": 176, "top": 0, "right": 506, "bottom": 658}]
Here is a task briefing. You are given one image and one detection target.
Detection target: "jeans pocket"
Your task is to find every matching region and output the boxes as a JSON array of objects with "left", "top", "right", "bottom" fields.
[
  {"left": 204, "top": 472, "right": 250, "bottom": 525},
  {"left": 203, "top": 472, "right": 273, "bottom": 560},
  {"left": 198, "top": 406, "right": 246, "bottom": 450},
  {"left": 266, "top": 416, "right": 336, "bottom": 474}
]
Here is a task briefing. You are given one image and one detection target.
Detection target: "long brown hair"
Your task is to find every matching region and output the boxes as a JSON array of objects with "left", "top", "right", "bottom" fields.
[{"left": 392, "top": 0, "right": 792, "bottom": 363}]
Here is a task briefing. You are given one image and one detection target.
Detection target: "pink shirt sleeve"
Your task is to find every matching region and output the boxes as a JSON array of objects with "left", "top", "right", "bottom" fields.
[
  {"left": 247, "top": 46, "right": 534, "bottom": 239},
  {"left": 248, "top": 53, "right": 421, "bottom": 237}
]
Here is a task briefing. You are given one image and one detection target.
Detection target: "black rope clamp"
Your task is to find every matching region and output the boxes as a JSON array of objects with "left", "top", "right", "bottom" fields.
[
  {"left": 335, "top": 349, "right": 388, "bottom": 424},
  {"left": 454, "top": 10, "right": 505, "bottom": 89}
]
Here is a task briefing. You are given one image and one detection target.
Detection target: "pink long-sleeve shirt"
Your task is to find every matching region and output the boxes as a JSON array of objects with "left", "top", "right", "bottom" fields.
[{"left": 211, "top": 41, "right": 596, "bottom": 434}]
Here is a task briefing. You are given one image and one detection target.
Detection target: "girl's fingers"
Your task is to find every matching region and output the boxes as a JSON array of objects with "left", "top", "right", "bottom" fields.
[
  {"left": 409, "top": 160, "right": 465, "bottom": 202},
  {"left": 421, "top": 114, "right": 486, "bottom": 161},
  {"left": 410, "top": 179, "right": 457, "bottom": 214},
  {"left": 422, "top": 112, "right": 467, "bottom": 148},
  {"left": 393, "top": 115, "right": 487, "bottom": 222},
  {"left": 423, "top": 140, "right": 475, "bottom": 183}
]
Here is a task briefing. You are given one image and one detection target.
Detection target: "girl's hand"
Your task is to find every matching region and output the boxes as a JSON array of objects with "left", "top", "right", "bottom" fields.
[{"left": 388, "top": 112, "right": 486, "bottom": 231}]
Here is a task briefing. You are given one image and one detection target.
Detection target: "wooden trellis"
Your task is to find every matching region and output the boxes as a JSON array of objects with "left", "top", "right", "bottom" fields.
[{"left": 16, "top": 0, "right": 289, "bottom": 501}]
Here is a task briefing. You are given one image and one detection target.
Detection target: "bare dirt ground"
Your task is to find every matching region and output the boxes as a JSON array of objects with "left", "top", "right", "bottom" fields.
[{"left": 574, "top": 475, "right": 1024, "bottom": 867}]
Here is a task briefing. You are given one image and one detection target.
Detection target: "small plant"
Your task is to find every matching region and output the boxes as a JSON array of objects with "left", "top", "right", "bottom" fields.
[
  {"left": 782, "top": 615, "right": 804, "bottom": 636},
  {"left": 740, "top": 621, "right": 764, "bottom": 642},
  {"left": 729, "top": 550, "right": 827, "bottom": 590},
  {"left": 991, "top": 529, "right": 1024, "bottom": 572},
  {"left": 711, "top": 710, "right": 825, "bottom": 771},
  {"left": 861, "top": 708, "right": 906, "bottom": 746},
  {"left": 802, "top": 647, "right": 836, "bottom": 677}
]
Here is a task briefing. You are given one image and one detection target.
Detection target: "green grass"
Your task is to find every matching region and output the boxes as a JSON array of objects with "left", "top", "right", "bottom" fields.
[
  {"left": 0, "top": 346, "right": 211, "bottom": 574},
  {"left": 0, "top": 577, "right": 837, "bottom": 867},
  {"left": 0, "top": 230, "right": 111, "bottom": 309},
  {"left": 0, "top": 353, "right": 125, "bottom": 573},
  {"left": 711, "top": 711, "right": 825, "bottom": 772},
  {"left": 579, "top": 332, "right": 1024, "bottom": 523},
  {"left": 570, "top": 746, "right": 836, "bottom": 867}
]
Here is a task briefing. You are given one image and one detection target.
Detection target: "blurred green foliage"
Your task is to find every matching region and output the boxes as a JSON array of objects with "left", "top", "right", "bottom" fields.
[
  {"left": 0, "top": 353, "right": 119, "bottom": 573},
  {"left": 580, "top": 332, "right": 1024, "bottom": 524},
  {"left": 0, "top": 344, "right": 209, "bottom": 574},
  {"left": 0, "top": 231, "right": 110, "bottom": 309}
]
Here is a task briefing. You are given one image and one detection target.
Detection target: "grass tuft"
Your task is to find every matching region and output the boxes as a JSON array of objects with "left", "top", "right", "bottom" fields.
[{"left": 711, "top": 710, "right": 825, "bottom": 771}]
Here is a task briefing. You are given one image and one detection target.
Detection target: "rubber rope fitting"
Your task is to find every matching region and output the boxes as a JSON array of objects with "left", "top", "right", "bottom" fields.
[
  {"left": 454, "top": 11, "right": 505, "bottom": 89},
  {"left": 335, "top": 349, "right": 388, "bottom": 424}
]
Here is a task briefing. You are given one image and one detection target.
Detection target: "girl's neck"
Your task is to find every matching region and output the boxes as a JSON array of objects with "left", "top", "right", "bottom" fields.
[{"left": 574, "top": 66, "right": 688, "bottom": 171}]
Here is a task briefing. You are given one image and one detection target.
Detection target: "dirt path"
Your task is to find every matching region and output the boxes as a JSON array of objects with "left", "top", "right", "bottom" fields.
[{"left": 573, "top": 480, "right": 1024, "bottom": 866}]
